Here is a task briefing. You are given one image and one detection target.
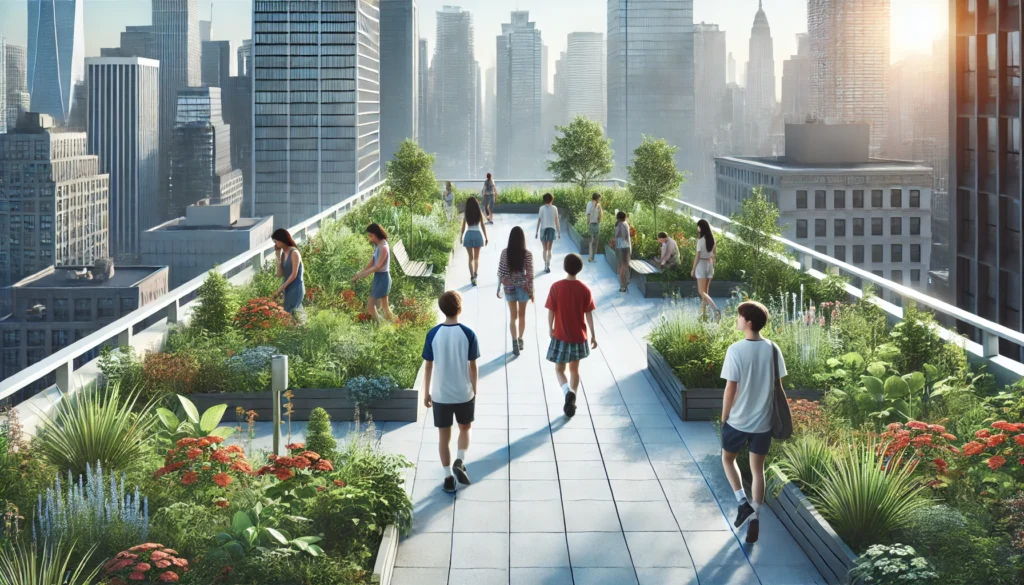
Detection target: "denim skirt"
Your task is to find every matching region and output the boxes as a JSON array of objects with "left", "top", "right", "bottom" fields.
[
  {"left": 464, "top": 230, "right": 484, "bottom": 248},
  {"left": 371, "top": 271, "right": 392, "bottom": 298}
]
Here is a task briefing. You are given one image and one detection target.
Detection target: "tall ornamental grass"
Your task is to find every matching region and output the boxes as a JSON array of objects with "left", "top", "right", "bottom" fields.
[{"left": 0, "top": 540, "right": 100, "bottom": 585}]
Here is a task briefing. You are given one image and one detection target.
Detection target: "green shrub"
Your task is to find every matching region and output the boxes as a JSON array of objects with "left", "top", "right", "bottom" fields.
[
  {"left": 224, "top": 552, "right": 365, "bottom": 585},
  {"left": 773, "top": 434, "right": 835, "bottom": 496},
  {"left": 850, "top": 544, "right": 938, "bottom": 585},
  {"left": 346, "top": 376, "right": 398, "bottom": 409},
  {"left": 334, "top": 428, "right": 414, "bottom": 536},
  {"left": 899, "top": 505, "right": 1018, "bottom": 585},
  {"left": 305, "top": 408, "right": 338, "bottom": 461},
  {"left": 191, "top": 269, "right": 237, "bottom": 334},
  {"left": 97, "top": 346, "right": 144, "bottom": 390},
  {"left": 649, "top": 304, "right": 739, "bottom": 389}
]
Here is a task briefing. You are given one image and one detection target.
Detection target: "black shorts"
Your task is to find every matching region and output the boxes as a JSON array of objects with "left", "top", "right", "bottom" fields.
[
  {"left": 721, "top": 422, "right": 772, "bottom": 456},
  {"left": 432, "top": 398, "right": 475, "bottom": 428}
]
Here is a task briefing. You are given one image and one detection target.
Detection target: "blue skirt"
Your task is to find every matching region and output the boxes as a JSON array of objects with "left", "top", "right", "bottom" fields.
[
  {"left": 371, "top": 272, "right": 392, "bottom": 298},
  {"left": 541, "top": 228, "right": 557, "bottom": 243},
  {"left": 464, "top": 230, "right": 484, "bottom": 248}
]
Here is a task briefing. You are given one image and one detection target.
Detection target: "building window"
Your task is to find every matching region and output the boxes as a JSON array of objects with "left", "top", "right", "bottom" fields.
[
  {"left": 796, "top": 220, "right": 808, "bottom": 239},
  {"left": 75, "top": 329, "right": 92, "bottom": 341},
  {"left": 853, "top": 190, "right": 864, "bottom": 208},
  {"left": 910, "top": 190, "right": 921, "bottom": 208},
  {"left": 2, "top": 331, "right": 19, "bottom": 346},
  {"left": 872, "top": 244, "right": 883, "bottom": 263},
  {"left": 814, "top": 190, "right": 826, "bottom": 209},
  {"left": 796, "top": 190, "right": 808, "bottom": 209},
  {"left": 53, "top": 299, "right": 70, "bottom": 322},
  {"left": 27, "top": 330, "right": 45, "bottom": 347},
  {"left": 872, "top": 218, "right": 883, "bottom": 236},
  {"left": 872, "top": 190, "right": 883, "bottom": 208},
  {"left": 892, "top": 244, "right": 903, "bottom": 263},
  {"left": 891, "top": 270, "right": 903, "bottom": 284},
  {"left": 835, "top": 219, "right": 846, "bottom": 237},
  {"left": 834, "top": 245, "right": 846, "bottom": 262},
  {"left": 911, "top": 244, "right": 921, "bottom": 263},
  {"left": 815, "top": 219, "right": 827, "bottom": 237},
  {"left": 52, "top": 330, "right": 69, "bottom": 348},
  {"left": 891, "top": 217, "right": 902, "bottom": 236},
  {"left": 891, "top": 189, "right": 902, "bottom": 208},
  {"left": 853, "top": 245, "right": 865, "bottom": 264},
  {"left": 910, "top": 217, "right": 921, "bottom": 235},
  {"left": 3, "top": 350, "right": 19, "bottom": 370},
  {"left": 854, "top": 218, "right": 865, "bottom": 236},
  {"left": 120, "top": 298, "right": 138, "bottom": 314},
  {"left": 74, "top": 299, "right": 91, "bottom": 321},
  {"left": 97, "top": 298, "right": 115, "bottom": 319},
  {"left": 911, "top": 269, "right": 921, "bottom": 283},
  {"left": 834, "top": 191, "right": 846, "bottom": 209},
  {"left": 27, "top": 349, "right": 46, "bottom": 366}
]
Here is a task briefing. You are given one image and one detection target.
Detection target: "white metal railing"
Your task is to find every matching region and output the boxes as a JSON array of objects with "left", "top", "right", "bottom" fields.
[
  {"left": 443, "top": 179, "right": 627, "bottom": 193},
  {"left": 0, "top": 181, "right": 385, "bottom": 407}
]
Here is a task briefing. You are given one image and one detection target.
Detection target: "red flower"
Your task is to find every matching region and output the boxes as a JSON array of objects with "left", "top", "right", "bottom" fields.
[
  {"left": 316, "top": 486, "right": 326, "bottom": 492},
  {"left": 907, "top": 421, "right": 928, "bottom": 430},
  {"left": 933, "top": 458, "right": 949, "bottom": 473},
  {"left": 910, "top": 435, "right": 933, "bottom": 447},
  {"left": 313, "top": 459, "right": 334, "bottom": 472},
  {"left": 927, "top": 424, "right": 947, "bottom": 433},
  {"left": 976, "top": 429, "right": 992, "bottom": 439},
  {"left": 274, "top": 467, "right": 294, "bottom": 481},
  {"left": 181, "top": 471, "right": 199, "bottom": 486},
  {"left": 158, "top": 571, "right": 180, "bottom": 583},
  {"left": 176, "top": 438, "right": 198, "bottom": 448},
  {"left": 256, "top": 465, "right": 273, "bottom": 476},
  {"left": 186, "top": 448, "right": 203, "bottom": 460},
  {"left": 154, "top": 560, "right": 172, "bottom": 569},
  {"left": 334, "top": 480, "right": 346, "bottom": 487},
  {"left": 993, "top": 421, "right": 1020, "bottom": 432},
  {"left": 210, "top": 450, "right": 231, "bottom": 464},
  {"left": 150, "top": 551, "right": 167, "bottom": 562},
  {"left": 962, "top": 441, "right": 985, "bottom": 456},
  {"left": 1014, "top": 434, "right": 1024, "bottom": 447},
  {"left": 886, "top": 422, "right": 904, "bottom": 431},
  {"left": 230, "top": 461, "right": 254, "bottom": 474},
  {"left": 225, "top": 445, "right": 245, "bottom": 455},
  {"left": 988, "top": 434, "right": 1008, "bottom": 447},
  {"left": 300, "top": 451, "right": 321, "bottom": 461},
  {"left": 286, "top": 443, "right": 305, "bottom": 450},
  {"left": 212, "top": 472, "right": 233, "bottom": 487},
  {"left": 129, "top": 573, "right": 146, "bottom": 581},
  {"left": 134, "top": 563, "right": 152, "bottom": 572},
  {"left": 291, "top": 456, "right": 311, "bottom": 470},
  {"left": 941, "top": 433, "right": 958, "bottom": 442},
  {"left": 215, "top": 499, "right": 229, "bottom": 508},
  {"left": 988, "top": 455, "right": 1007, "bottom": 470}
]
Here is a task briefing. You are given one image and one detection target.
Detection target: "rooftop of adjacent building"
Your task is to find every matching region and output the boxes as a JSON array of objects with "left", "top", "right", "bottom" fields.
[
  {"left": 5, "top": 113, "right": 78, "bottom": 135},
  {"left": 147, "top": 199, "right": 269, "bottom": 232},
  {"left": 85, "top": 56, "right": 159, "bottom": 68},
  {"left": 718, "top": 156, "right": 935, "bottom": 174},
  {"left": 10, "top": 263, "right": 166, "bottom": 290},
  {"left": 150, "top": 217, "right": 268, "bottom": 232}
]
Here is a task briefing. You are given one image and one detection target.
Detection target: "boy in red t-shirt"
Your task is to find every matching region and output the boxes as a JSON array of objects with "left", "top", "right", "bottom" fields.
[{"left": 545, "top": 253, "right": 598, "bottom": 417}]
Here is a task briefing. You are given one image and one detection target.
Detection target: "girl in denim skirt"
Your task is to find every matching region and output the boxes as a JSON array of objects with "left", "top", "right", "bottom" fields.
[
  {"left": 535, "top": 193, "right": 560, "bottom": 273},
  {"left": 352, "top": 223, "right": 394, "bottom": 321},
  {"left": 460, "top": 197, "right": 489, "bottom": 286},
  {"left": 497, "top": 226, "right": 534, "bottom": 356}
]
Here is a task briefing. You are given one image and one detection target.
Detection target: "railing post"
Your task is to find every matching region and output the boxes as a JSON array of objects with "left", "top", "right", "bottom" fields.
[
  {"left": 55, "top": 360, "right": 73, "bottom": 393},
  {"left": 271, "top": 355, "right": 288, "bottom": 456},
  {"left": 800, "top": 253, "right": 814, "bottom": 271},
  {"left": 166, "top": 299, "right": 180, "bottom": 324},
  {"left": 982, "top": 331, "right": 1001, "bottom": 358}
]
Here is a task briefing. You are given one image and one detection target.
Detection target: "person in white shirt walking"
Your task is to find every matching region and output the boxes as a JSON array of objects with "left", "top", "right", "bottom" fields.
[
  {"left": 535, "top": 193, "right": 561, "bottom": 273},
  {"left": 585, "top": 193, "right": 603, "bottom": 262}
]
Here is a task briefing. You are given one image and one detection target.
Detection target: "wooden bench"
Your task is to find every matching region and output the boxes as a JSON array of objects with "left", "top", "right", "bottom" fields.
[
  {"left": 630, "top": 258, "right": 662, "bottom": 276},
  {"left": 392, "top": 240, "right": 433, "bottom": 277}
]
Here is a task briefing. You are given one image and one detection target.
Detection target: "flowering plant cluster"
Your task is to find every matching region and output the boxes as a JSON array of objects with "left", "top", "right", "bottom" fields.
[
  {"left": 789, "top": 399, "right": 829, "bottom": 436},
  {"left": 341, "top": 289, "right": 362, "bottom": 313},
  {"left": 143, "top": 352, "right": 199, "bottom": 395},
  {"left": 103, "top": 543, "right": 188, "bottom": 584},
  {"left": 225, "top": 346, "right": 277, "bottom": 377},
  {"left": 155, "top": 436, "right": 252, "bottom": 506},
  {"left": 850, "top": 544, "right": 938, "bottom": 585},
  {"left": 233, "top": 298, "right": 292, "bottom": 342},
  {"left": 256, "top": 443, "right": 334, "bottom": 482},
  {"left": 959, "top": 420, "right": 1024, "bottom": 473},
  {"left": 394, "top": 297, "right": 433, "bottom": 328},
  {"left": 347, "top": 376, "right": 399, "bottom": 408},
  {"left": 880, "top": 421, "right": 959, "bottom": 485}
]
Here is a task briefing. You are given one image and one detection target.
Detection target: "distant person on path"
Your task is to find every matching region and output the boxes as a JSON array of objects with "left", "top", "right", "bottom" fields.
[
  {"left": 442, "top": 181, "right": 455, "bottom": 221},
  {"left": 656, "top": 232, "right": 679, "bottom": 270},
  {"left": 460, "top": 197, "right": 488, "bottom": 286},
  {"left": 613, "top": 211, "right": 632, "bottom": 293},
  {"left": 720, "top": 301, "right": 787, "bottom": 544},
  {"left": 585, "top": 193, "right": 603, "bottom": 262},
  {"left": 497, "top": 226, "right": 535, "bottom": 357},
  {"left": 535, "top": 192, "right": 561, "bottom": 273},
  {"left": 481, "top": 173, "right": 498, "bottom": 224},
  {"left": 351, "top": 223, "right": 394, "bottom": 321},
  {"left": 272, "top": 228, "right": 305, "bottom": 319},
  {"left": 691, "top": 219, "right": 721, "bottom": 320},
  {"left": 422, "top": 291, "right": 480, "bottom": 493},
  {"left": 545, "top": 254, "right": 597, "bottom": 418}
]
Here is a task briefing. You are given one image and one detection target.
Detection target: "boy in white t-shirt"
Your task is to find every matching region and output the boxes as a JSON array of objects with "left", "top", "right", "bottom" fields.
[
  {"left": 422, "top": 291, "right": 480, "bottom": 493},
  {"left": 719, "top": 301, "right": 787, "bottom": 544}
]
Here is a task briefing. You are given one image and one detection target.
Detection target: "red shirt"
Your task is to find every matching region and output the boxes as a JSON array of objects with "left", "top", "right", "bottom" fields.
[{"left": 545, "top": 279, "right": 596, "bottom": 344}]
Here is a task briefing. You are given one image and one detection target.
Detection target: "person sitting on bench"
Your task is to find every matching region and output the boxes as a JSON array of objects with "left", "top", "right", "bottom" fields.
[{"left": 655, "top": 232, "right": 679, "bottom": 270}]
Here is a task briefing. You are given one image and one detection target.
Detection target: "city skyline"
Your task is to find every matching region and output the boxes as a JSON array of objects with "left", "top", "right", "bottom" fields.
[{"left": 0, "top": 0, "right": 948, "bottom": 99}]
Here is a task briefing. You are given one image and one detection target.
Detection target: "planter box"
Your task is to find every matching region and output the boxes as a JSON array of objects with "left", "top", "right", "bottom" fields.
[
  {"left": 768, "top": 469, "right": 857, "bottom": 585},
  {"left": 371, "top": 524, "right": 399, "bottom": 584},
  {"left": 189, "top": 388, "right": 419, "bottom": 422},
  {"left": 634, "top": 278, "right": 746, "bottom": 299},
  {"left": 567, "top": 223, "right": 601, "bottom": 256}
]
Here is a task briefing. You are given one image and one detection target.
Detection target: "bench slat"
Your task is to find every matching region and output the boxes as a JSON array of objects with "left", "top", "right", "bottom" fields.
[
  {"left": 392, "top": 240, "right": 433, "bottom": 278},
  {"left": 630, "top": 259, "right": 661, "bottom": 275}
]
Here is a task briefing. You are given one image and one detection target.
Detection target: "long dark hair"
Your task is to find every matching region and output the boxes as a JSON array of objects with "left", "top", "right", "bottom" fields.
[
  {"left": 697, "top": 219, "right": 715, "bottom": 252},
  {"left": 465, "top": 196, "right": 483, "bottom": 225},
  {"left": 366, "top": 223, "right": 388, "bottom": 241},
  {"left": 272, "top": 228, "right": 297, "bottom": 248},
  {"left": 506, "top": 226, "right": 527, "bottom": 273}
]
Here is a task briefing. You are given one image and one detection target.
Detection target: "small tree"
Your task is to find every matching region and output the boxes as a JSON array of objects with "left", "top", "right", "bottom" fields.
[
  {"left": 627, "top": 136, "right": 685, "bottom": 232},
  {"left": 731, "top": 186, "right": 785, "bottom": 294},
  {"left": 547, "top": 115, "right": 614, "bottom": 197},
  {"left": 191, "top": 269, "right": 235, "bottom": 333},
  {"left": 385, "top": 139, "right": 437, "bottom": 251},
  {"left": 305, "top": 407, "right": 337, "bottom": 460}
]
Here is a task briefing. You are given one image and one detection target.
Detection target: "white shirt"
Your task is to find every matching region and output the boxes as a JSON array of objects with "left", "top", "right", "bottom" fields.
[
  {"left": 422, "top": 323, "right": 481, "bottom": 404},
  {"left": 538, "top": 205, "right": 558, "bottom": 231},
  {"left": 720, "top": 339, "right": 787, "bottom": 433},
  {"left": 586, "top": 201, "right": 602, "bottom": 223}
]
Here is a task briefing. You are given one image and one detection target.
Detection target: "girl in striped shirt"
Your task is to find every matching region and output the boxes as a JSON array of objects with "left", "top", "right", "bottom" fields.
[{"left": 497, "top": 226, "right": 534, "bottom": 356}]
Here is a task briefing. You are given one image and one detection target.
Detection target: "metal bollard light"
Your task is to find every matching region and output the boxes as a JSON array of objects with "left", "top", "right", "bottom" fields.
[{"left": 271, "top": 355, "right": 288, "bottom": 456}]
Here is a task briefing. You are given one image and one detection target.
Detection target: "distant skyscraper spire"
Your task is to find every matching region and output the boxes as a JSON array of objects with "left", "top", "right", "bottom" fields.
[
  {"left": 745, "top": 0, "right": 775, "bottom": 155},
  {"left": 27, "top": 0, "right": 85, "bottom": 125}
]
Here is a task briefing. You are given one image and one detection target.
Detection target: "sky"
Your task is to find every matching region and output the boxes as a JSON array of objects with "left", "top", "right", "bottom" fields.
[{"left": 0, "top": 0, "right": 948, "bottom": 97}]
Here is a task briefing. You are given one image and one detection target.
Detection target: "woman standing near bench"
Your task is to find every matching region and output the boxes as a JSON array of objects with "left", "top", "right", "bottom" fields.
[
  {"left": 691, "top": 219, "right": 721, "bottom": 321},
  {"left": 460, "top": 197, "right": 488, "bottom": 286},
  {"left": 353, "top": 223, "right": 395, "bottom": 322},
  {"left": 614, "top": 211, "right": 632, "bottom": 293}
]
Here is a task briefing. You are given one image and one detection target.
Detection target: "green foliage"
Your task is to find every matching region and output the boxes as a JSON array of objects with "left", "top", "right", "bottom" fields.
[
  {"left": 832, "top": 285, "right": 889, "bottom": 358},
  {"left": 97, "top": 346, "right": 144, "bottom": 390},
  {"left": 889, "top": 302, "right": 967, "bottom": 378},
  {"left": 385, "top": 140, "right": 438, "bottom": 251},
  {"left": 155, "top": 394, "right": 236, "bottom": 444},
  {"left": 898, "top": 505, "right": 1018, "bottom": 585},
  {"left": 305, "top": 408, "right": 338, "bottom": 461},
  {"left": 0, "top": 540, "right": 101, "bottom": 585},
  {"left": 149, "top": 502, "right": 227, "bottom": 560},
  {"left": 192, "top": 269, "right": 237, "bottom": 334},
  {"left": 214, "top": 501, "right": 324, "bottom": 560},
  {"left": 346, "top": 376, "right": 398, "bottom": 408},
  {"left": 813, "top": 439, "right": 930, "bottom": 552},
  {"left": 333, "top": 427, "right": 414, "bottom": 536},
  {"left": 850, "top": 544, "right": 938, "bottom": 585},
  {"left": 35, "top": 385, "right": 157, "bottom": 477},
  {"left": 649, "top": 304, "right": 739, "bottom": 389},
  {"left": 809, "top": 273, "right": 849, "bottom": 305},
  {"left": 730, "top": 186, "right": 786, "bottom": 297},
  {"left": 220, "top": 553, "right": 365, "bottom": 585},
  {"left": 627, "top": 136, "right": 685, "bottom": 232},
  {"left": 548, "top": 115, "right": 614, "bottom": 196},
  {"left": 773, "top": 435, "right": 835, "bottom": 495}
]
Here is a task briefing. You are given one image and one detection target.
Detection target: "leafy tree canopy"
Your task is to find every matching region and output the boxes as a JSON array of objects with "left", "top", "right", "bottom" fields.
[
  {"left": 627, "top": 136, "right": 685, "bottom": 231},
  {"left": 547, "top": 116, "right": 614, "bottom": 195}
]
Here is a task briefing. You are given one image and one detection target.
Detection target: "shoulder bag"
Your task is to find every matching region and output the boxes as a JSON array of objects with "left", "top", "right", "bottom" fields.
[{"left": 770, "top": 342, "right": 793, "bottom": 440}]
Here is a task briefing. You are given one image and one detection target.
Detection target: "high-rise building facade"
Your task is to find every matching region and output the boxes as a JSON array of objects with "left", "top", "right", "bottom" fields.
[
  {"left": 951, "top": 0, "right": 1022, "bottom": 357},
  {"left": 0, "top": 114, "right": 109, "bottom": 287},
  {"left": 100, "top": 26, "right": 156, "bottom": 60},
  {"left": 153, "top": 0, "right": 201, "bottom": 222},
  {"left": 86, "top": 57, "right": 161, "bottom": 262},
  {"left": 418, "top": 38, "right": 429, "bottom": 145},
  {"left": 201, "top": 40, "right": 231, "bottom": 89},
  {"left": 237, "top": 39, "right": 252, "bottom": 78},
  {"left": 1, "top": 37, "right": 6, "bottom": 134},
  {"left": 380, "top": 0, "right": 419, "bottom": 163},
  {"left": 27, "top": 0, "right": 85, "bottom": 126},
  {"left": 607, "top": 0, "right": 695, "bottom": 175},
  {"left": 496, "top": 11, "right": 543, "bottom": 178},
  {"left": 746, "top": 1, "right": 775, "bottom": 156},
  {"left": 564, "top": 32, "right": 606, "bottom": 128},
  {"left": 253, "top": 0, "right": 382, "bottom": 228},
  {"left": 6, "top": 43, "right": 29, "bottom": 131},
  {"left": 223, "top": 75, "right": 253, "bottom": 213},
  {"left": 781, "top": 33, "right": 811, "bottom": 124},
  {"left": 692, "top": 23, "right": 727, "bottom": 207},
  {"left": 430, "top": 6, "right": 478, "bottom": 178},
  {"left": 727, "top": 52, "right": 736, "bottom": 85},
  {"left": 167, "top": 87, "right": 242, "bottom": 218},
  {"left": 808, "top": 0, "right": 890, "bottom": 154}
]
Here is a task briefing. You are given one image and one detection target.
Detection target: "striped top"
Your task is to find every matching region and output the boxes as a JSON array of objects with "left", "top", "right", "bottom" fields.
[{"left": 497, "top": 249, "right": 534, "bottom": 295}]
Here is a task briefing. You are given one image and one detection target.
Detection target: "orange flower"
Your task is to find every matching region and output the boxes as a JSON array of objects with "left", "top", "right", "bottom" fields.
[
  {"left": 962, "top": 441, "right": 985, "bottom": 456},
  {"left": 230, "top": 461, "right": 254, "bottom": 474},
  {"left": 158, "top": 571, "right": 180, "bottom": 583},
  {"left": 941, "top": 433, "right": 958, "bottom": 442},
  {"left": 210, "top": 450, "right": 231, "bottom": 464},
  {"left": 988, "top": 434, "right": 1008, "bottom": 447},
  {"left": 988, "top": 455, "right": 1007, "bottom": 470},
  {"left": 906, "top": 421, "right": 928, "bottom": 430},
  {"left": 976, "top": 429, "right": 992, "bottom": 439},
  {"left": 274, "top": 467, "right": 294, "bottom": 481},
  {"left": 286, "top": 443, "right": 306, "bottom": 450},
  {"left": 927, "top": 424, "right": 947, "bottom": 433},
  {"left": 334, "top": 480, "right": 347, "bottom": 487},
  {"left": 181, "top": 472, "right": 199, "bottom": 485},
  {"left": 129, "top": 572, "right": 146, "bottom": 581},
  {"left": 291, "top": 456, "right": 311, "bottom": 470},
  {"left": 186, "top": 448, "right": 203, "bottom": 460},
  {"left": 992, "top": 421, "right": 1021, "bottom": 432},
  {"left": 212, "top": 473, "right": 233, "bottom": 487},
  {"left": 135, "top": 563, "right": 151, "bottom": 572},
  {"left": 313, "top": 459, "right": 334, "bottom": 472},
  {"left": 300, "top": 451, "right": 321, "bottom": 461}
]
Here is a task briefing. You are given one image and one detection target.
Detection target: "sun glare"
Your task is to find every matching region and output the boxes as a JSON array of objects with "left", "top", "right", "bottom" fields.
[{"left": 891, "top": 0, "right": 946, "bottom": 59}]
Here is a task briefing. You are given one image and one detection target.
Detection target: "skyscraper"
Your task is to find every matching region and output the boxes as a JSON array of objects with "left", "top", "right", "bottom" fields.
[
  {"left": 86, "top": 57, "right": 161, "bottom": 261},
  {"left": 430, "top": 6, "right": 478, "bottom": 178},
  {"left": 950, "top": 0, "right": 1022, "bottom": 357},
  {"left": 153, "top": 0, "right": 201, "bottom": 222},
  {"left": 781, "top": 33, "right": 811, "bottom": 124},
  {"left": 6, "top": 43, "right": 29, "bottom": 131},
  {"left": 808, "top": 0, "right": 890, "bottom": 154},
  {"left": 0, "top": 114, "right": 109, "bottom": 287},
  {"left": 167, "top": 87, "right": 243, "bottom": 218},
  {"left": 496, "top": 11, "right": 543, "bottom": 177},
  {"left": 746, "top": 1, "right": 775, "bottom": 156},
  {"left": 607, "top": 0, "right": 695, "bottom": 175},
  {"left": 564, "top": 32, "right": 606, "bottom": 128},
  {"left": 418, "top": 38, "right": 429, "bottom": 145},
  {"left": 728, "top": 52, "right": 736, "bottom": 85},
  {"left": 253, "top": 0, "right": 381, "bottom": 228},
  {"left": 380, "top": 0, "right": 419, "bottom": 163},
  {"left": 1, "top": 37, "right": 6, "bottom": 134},
  {"left": 100, "top": 26, "right": 156, "bottom": 60},
  {"left": 201, "top": 40, "right": 231, "bottom": 88},
  {"left": 237, "top": 39, "right": 252, "bottom": 78},
  {"left": 693, "top": 24, "right": 726, "bottom": 138},
  {"left": 223, "top": 75, "right": 252, "bottom": 213},
  {"left": 27, "top": 0, "right": 85, "bottom": 126}
]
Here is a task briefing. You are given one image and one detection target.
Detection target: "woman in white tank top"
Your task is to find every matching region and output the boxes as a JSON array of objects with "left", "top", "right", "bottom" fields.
[{"left": 690, "top": 219, "right": 721, "bottom": 320}]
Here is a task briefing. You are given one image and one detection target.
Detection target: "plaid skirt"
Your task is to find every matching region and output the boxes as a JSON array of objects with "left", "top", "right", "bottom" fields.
[{"left": 546, "top": 337, "right": 590, "bottom": 364}]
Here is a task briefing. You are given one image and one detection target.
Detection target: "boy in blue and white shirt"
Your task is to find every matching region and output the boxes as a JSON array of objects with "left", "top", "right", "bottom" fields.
[{"left": 422, "top": 290, "right": 480, "bottom": 493}]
